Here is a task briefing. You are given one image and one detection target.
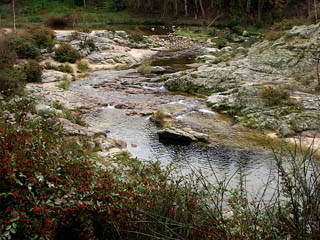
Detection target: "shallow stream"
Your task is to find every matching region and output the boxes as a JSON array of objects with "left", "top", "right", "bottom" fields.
[{"left": 70, "top": 47, "right": 278, "bottom": 197}]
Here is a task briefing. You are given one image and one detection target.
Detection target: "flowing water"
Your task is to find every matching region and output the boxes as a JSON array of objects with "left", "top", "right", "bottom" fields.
[{"left": 70, "top": 47, "right": 278, "bottom": 197}]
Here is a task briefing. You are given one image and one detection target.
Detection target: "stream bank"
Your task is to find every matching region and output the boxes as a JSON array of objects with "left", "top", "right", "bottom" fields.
[{"left": 25, "top": 26, "right": 318, "bottom": 197}]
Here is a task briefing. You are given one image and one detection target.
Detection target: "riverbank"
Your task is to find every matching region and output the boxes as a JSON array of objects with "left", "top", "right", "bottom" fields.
[{"left": 1, "top": 23, "right": 320, "bottom": 239}]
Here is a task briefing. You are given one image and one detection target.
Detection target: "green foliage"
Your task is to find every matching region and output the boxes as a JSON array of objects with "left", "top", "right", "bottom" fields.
[
  {"left": 57, "top": 75, "right": 70, "bottom": 90},
  {"left": 45, "top": 62, "right": 74, "bottom": 73},
  {"left": 0, "top": 70, "right": 20, "bottom": 96},
  {"left": 0, "top": 96, "right": 319, "bottom": 239},
  {"left": 76, "top": 59, "right": 90, "bottom": 73},
  {"left": 26, "top": 26, "right": 56, "bottom": 50},
  {"left": 44, "top": 16, "right": 73, "bottom": 29},
  {"left": 0, "top": 36, "right": 17, "bottom": 69},
  {"left": 79, "top": 38, "right": 96, "bottom": 51},
  {"left": 137, "top": 62, "right": 151, "bottom": 75},
  {"left": 151, "top": 108, "right": 167, "bottom": 126},
  {"left": 13, "top": 37, "right": 39, "bottom": 59},
  {"left": 260, "top": 86, "right": 289, "bottom": 106},
  {"left": 54, "top": 43, "right": 81, "bottom": 63},
  {"left": 23, "top": 60, "right": 42, "bottom": 83},
  {"left": 213, "top": 38, "right": 228, "bottom": 49}
]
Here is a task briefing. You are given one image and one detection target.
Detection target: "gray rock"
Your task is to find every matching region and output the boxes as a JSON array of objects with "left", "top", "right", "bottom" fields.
[
  {"left": 42, "top": 70, "right": 70, "bottom": 83},
  {"left": 151, "top": 66, "right": 166, "bottom": 74},
  {"left": 35, "top": 104, "right": 51, "bottom": 114},
  {"left": 158, "top": 128, "right": 194, "bottom": 145}
]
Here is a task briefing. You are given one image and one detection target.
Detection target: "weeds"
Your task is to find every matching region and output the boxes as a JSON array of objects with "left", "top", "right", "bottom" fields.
[
  {"left": 57, "top": 75, "right": 70, "bottom": 90},
  {"left": 137, "top": 61, "right": 152, "bottom": 75},
  {"left": 76, "top": 59, "right": 90, "bottom": 73}
]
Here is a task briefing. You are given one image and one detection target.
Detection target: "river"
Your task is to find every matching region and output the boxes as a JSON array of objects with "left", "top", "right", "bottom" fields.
[{"left": 70, "top": 46, "right": 278, "bottom": 198}]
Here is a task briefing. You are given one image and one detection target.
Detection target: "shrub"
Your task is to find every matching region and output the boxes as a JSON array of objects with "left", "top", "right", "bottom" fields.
[
  {"left": 54, "top": 43, "right": 81, "bottom": 63},
  {"left": 13, "top": 37, "right": 39, "bottom": 59},
  {"left": 130, "top": 32, "right": 144, "bottom": 42},
  {"left": 214, "top": 38, "right": 228, "bottom": 49},
  {"left": 0, "top": 36, "right": 17, "bottom": 69},
  {"left": 44, "top": 16, "right": 73, "bottom": 29},
  {"left": 265, "top": 30, "right": 285, "bottom": 41},
  {"left": 0, "top": 98, "right": 207, "bottom": 239},
  {"left": 260, "top": 86, "right": 289, "bottom": 106},
  {"left": 150, "top": 108, "right": 168, "bottom": 126},
  {"left": 57, "top": 75, "right": 70, "bottom": 90},
  {"left": 26, "top": 26, "right": 55, "bottom": 50},
  {"left": 0, "top": 70, "right": 19, "bottom": 96},
  {"left": 81, "top": 38, "right": 95, "bottom": 51},
  {"left": 137, "top": 62, "right": 151, "bottom": 75},
  {"left": 23, "top": 60, "right": 42, "bottom": 83},
  {"left": 44, "top": 62, "right": 74, "bottom": 73},
  {"left": 76, "top": 59, "right": 90, "bottom": 72}
]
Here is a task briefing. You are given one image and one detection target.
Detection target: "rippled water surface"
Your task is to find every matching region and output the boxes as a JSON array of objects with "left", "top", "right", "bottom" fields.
[{"left": 71, "top": 48, "right": 278, "bottom": 196}]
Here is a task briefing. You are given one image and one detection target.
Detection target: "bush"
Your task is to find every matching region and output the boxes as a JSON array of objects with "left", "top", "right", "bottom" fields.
[
  {"left": 130, "top": 32, "right": 144, "bottom": 42},
  {"left": 45, "top": 62, "right": 74, "bottom": 73},
  {"left": 23, "top": 60, "right": 42, "bottom": 83},
  {"left": 0, "top": 36, "right": 17, "bottom": 69},
  {"left": 265, "top": 30, "right": 285, "bottom": 41},
  {"left": 260, "top": 86, "right": 289, "bottom": 106},
  {"left": 13, "top": 37, "right": 39, "bottom": 59},
  {"left": 57, "top": 75, "right": 70, "bottom": 90},
  {"left": 81, "top": 38, "right": 95, "bottom": 51},
  {"left": 0, "top": 70, "right": 19, "bottom": 96},
  {"left": 76, "top": 59, "right": 90, "bottom": 72},
  {"left": 54, "top": 43, "right": 81, "bottom": 63},
  {"left": 150, "top": 108, "right": 168, "bottom": 126},
  {"left": 26, "top": 26, "right": 55, "bottom": 50},
  {"left": 137, "top": 62, "right": 151, "bottom": 75},
  {"left": 214, "top": 38, "right": 228, "bottom": 49},
  {"left": 0, "top": 98, "right": 207, "bottom": 239},
  {"left": 1, "top": 96, "right": 320, "bottom": 239},
  {"left": 44, "top": 16, "right": 73, "bottom": 29}
]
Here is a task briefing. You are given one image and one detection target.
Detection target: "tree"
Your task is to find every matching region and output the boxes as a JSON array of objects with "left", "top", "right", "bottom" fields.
[{"left": 12, "top": 0, "right": 16, "bottom": 32}]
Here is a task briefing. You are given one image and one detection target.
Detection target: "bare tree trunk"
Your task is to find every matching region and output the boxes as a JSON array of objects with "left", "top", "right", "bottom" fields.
[
  {"left": 174, "top": 0, "right": 178, "bottom": 16},
  {"left": 12, "top": 0, "right": 16, "bottom": 33},
  {"left": 317, "top": 57, "right": 320, "bottom": 87},
  {"left": 314, "top": 0, "right": 318, "bottom": 23},
  {"left": 194, "top": 0, "right": 198, "bottom": 19},
  {"left": 83, "top": 0, "right": 86, "bottom": 8},
  {"left": 199, "top": 0, "right": 205, "bottom": 17},
  {"left": 246, "top": 0, "right": 251, "bottom": 14},
  {"left": 184, "top": 0, "right": 188, "bottom": 16},
  {"left": 258, "top": 0, "right": 265, "bottom": 22},
  {"left": 207, "top": 13, "right": 222, "bottom": 28},
  {"left": 308, "top": 0, "right": 312, "bottom": 17}
]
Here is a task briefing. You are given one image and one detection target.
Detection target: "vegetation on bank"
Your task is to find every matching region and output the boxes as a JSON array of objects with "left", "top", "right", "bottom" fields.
[
  {"left": 0, "top": 3, "right": 320, "bottom": 238},
  {"left": 0, "top": 0, "right": 319, "bottom": 31},
  {"left": 0, "top": 94, "right": 320, "bottom": 239}
]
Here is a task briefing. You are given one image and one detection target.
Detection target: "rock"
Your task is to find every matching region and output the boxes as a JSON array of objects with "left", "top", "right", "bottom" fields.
[
  {"left": 115, "top": 31, "right": 129, "bottom": 39},
  {"left": 35, "top": 104, "right": 51, "bottom": 114},
  {"left": 111, "top": 139, "right": 127, "bottom": 149},
  {"left": 58, "top": 118, "right": 107, "bottom": 137},
  {"left": 242, "top": 30, "right": 249, "bottom": 37},
  {"left": 204, "top": 48, "right": 220, "bottom": 53},
  {"left": 151, "top": 66, "right": 166, "bottom": 74},
  {"left": 196, "top": 55, "right": 217, "bottom": 61},
  {"left": 158, "top": 128, "right": 194, "bottom": 145},
  {"left": 221, "top": 46, "right": 233, "bottom": 51},
  {"left": 42, "top": 70, "right": 70, "bottom": 83},
  {"left": 163, "top": 24, "right": 320, "bottom": 136},
  {"left": 55, "top": 31, "right": 72, "bottom": 42}
]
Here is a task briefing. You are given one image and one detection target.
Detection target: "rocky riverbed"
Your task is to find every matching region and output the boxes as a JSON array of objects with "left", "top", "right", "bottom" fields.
[
  {"left": 24, "top": 25, "right": 319, "bottom": 194},
  {"left": 164, "top": 23, "right": 320, "bottom": 149}
]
